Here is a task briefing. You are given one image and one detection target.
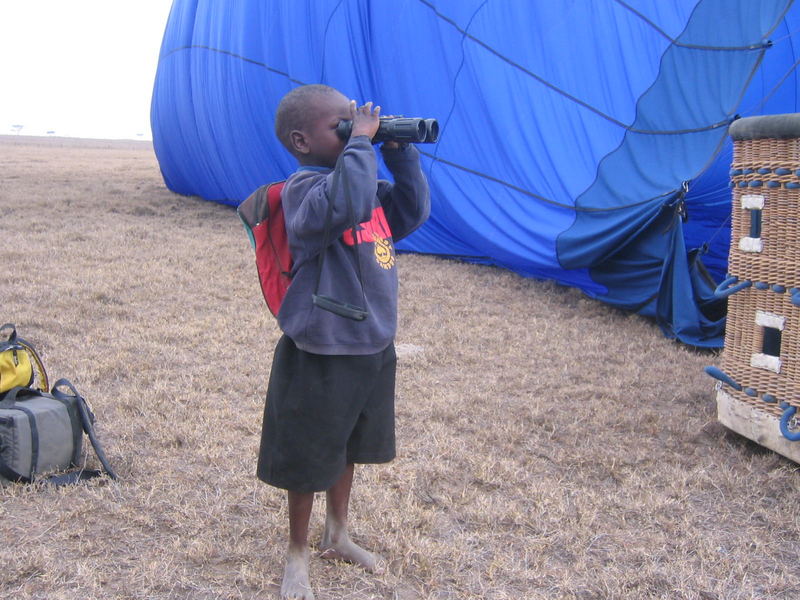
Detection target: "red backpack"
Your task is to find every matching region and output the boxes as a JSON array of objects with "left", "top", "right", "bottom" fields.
[{"left": 237, "top": 181, "right": 292, "bottom": 317}]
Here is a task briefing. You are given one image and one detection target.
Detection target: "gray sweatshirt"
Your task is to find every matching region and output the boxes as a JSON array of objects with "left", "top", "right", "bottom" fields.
[{"left": 277, "top": 136, "right": 430, "bottom": 355}]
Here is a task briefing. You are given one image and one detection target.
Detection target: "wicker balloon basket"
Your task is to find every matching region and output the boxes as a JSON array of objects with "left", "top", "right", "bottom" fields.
[{"left": 710, "top": 114, "right": 800, "bottom": 463}]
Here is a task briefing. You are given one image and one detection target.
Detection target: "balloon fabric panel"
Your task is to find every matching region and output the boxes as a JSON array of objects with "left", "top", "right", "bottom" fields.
[{"left": 151, "top": 0, "right": 800, "bottom": 347}]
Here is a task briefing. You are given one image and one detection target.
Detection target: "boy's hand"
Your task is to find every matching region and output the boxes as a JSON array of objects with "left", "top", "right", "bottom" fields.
[
  {"left": 378, "top": 113, "right": 402, "bottom": 150},
  {"left": 350, "top": 100, "right": 380, "bottom": 139}
]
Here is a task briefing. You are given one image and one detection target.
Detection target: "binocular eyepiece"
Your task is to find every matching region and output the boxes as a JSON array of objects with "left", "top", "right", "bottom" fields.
[{"left": 336, "top": 117, "right": 439, "bottom": 144}]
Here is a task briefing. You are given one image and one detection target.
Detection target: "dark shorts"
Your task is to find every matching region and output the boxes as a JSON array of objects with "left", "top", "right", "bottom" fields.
[{"left": 256, "top": 335, "right": 397, "bottom": 493}]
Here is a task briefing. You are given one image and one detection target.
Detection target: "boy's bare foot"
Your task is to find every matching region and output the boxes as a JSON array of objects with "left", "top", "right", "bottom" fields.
[
  {"left": 319, "top": 534, "right": 385, "bottom": 573},
  {"left": 281, "top": 547, "right": 315, "bottom": 600}
]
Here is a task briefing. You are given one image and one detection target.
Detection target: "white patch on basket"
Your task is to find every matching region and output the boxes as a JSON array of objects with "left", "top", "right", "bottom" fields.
[
  {"left": 755, "top": 310, "right": 785, "bottom": 330},
  {"left": 738, "top": 237, "right": 763, "bottom": 253},
  {"left": 741, "top": 194, "right": 764, "bottom": 210},
  {"left": 750, "top": 353, "right": 782, "bottom": 373}
]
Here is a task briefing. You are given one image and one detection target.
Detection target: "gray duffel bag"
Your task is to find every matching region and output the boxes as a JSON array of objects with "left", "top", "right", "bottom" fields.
[{"left": 0, "top": 379, "right": 117, "bottom": 484}]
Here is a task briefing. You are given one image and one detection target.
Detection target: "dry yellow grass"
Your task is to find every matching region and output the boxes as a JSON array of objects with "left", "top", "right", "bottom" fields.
[{"left": 1, "top": 134, "right": 799, "bottom": 600}]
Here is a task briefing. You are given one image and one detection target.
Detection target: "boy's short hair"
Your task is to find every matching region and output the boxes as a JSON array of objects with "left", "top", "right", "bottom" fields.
[{"left": 275, "top": 84, "right": 340, "bottom": 153}]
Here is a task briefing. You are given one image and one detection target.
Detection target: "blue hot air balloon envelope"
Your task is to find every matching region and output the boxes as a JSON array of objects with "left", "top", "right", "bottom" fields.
[{"left": 151, "top": 0, "right": 800, "bottom": 348}]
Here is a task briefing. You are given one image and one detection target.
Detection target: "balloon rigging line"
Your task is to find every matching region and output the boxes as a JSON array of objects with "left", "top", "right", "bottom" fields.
[
  {"left": 414, "top": 0, "right": 680, "bottom": 214},
  {"left": 418, "top": 148, "right": 675, "bottom": 213},
  {"left": 769, "top": 23, "right": 800, "bottom": 45},
  {"left": 318, "top": 0, "right": 347, "bottom": 82},
  {"left": 160, "top": 45, "right": 306, "bottom": 85},
  {"left": 164, "top": 32, "right": 740, "bottom": 136},
  {"left": 743, "top": 55, "right": 800, "bottom": 115},
  {"left": 415, "top": 0, "right": 762, "bottom": 135},
  {"left": 613, "top": 0, "right": 777, "bottom": 51},
  {"left": 426, "top": 0, "right": 487, "bottom": 197},
  {"left": 158, "top": 42, "right": 729, "bottom": 214},
  {"left": 701, "top": 212, "right": 732, "bottom": 249},
  {"left": 160, "top": 3, "right": 786, "bottom": 217}
]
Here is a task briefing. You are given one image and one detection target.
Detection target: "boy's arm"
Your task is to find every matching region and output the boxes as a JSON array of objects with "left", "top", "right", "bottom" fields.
[
  {"left": 284, "top": 136, "right": 378, "bottom": 256},
  {"left": 284, "top": 101, "right": 382, "bottom": 260},
  {"left": 378, "top": 144, "right": 431, "bottom": 242}
]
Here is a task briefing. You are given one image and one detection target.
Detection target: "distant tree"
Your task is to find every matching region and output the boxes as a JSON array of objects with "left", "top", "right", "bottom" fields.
[{"left": 11, "top": 124, "right": 23, "bottom": 135}]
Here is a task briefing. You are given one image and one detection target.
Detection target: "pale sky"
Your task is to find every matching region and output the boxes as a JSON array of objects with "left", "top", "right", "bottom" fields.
[{"left": 1, "top": 1, "right": 173, "bottom": 140}]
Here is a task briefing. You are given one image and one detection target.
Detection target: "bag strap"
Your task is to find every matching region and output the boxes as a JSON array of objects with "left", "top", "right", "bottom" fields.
[
  {"left": 0, "top": 381, "right": 119, "bottom": 483},
  {"left": 44, "top": 469, "right": 103, "bottom": 485},
  {"left": 311, "top": 157, "right": 369, "bottom": 321},
  {"left": 266, "top": 181, "right": 290, "bottom": 265},
  {"left": 0, "top": 323, "right": 21, "bottom": 354},
  {"left": 0, "top": 327, "right": 49, "bottom": 394},
  {"left": 0, "top": 386, "right": 35, "bottom": 481},
  {"left": 0, "top": 323, "right": 17, "bottom": 343},
  {"left": 51, "top": 379, "right": 118, "bottom": 481},
  {"left": 314, "top": 159, "right": 343, "bottom": 293},
  {"left": 0, "top": 386, "right": 39, "bottom": 482},
  {"left": 0, "top": 385, "right": 37, "bottom": 409},
  {"left": 15, "top": 337, "right": 49, "bottom": 392},
  {"left": 0, "top": 454, "right": 31, "bottom": 483}
]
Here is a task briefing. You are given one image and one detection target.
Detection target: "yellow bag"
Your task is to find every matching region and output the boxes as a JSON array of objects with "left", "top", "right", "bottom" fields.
[{"left": 0, "top": 324, "right": 47, "bottom": 396}]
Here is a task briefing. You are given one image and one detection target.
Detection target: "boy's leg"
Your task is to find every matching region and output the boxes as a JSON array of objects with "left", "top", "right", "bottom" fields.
[
  {"left": 282, "top": 490, "right": 315, "bottom": 600},
  {"left": 320, "top": 463, "right": 384, "bottom": 572}
]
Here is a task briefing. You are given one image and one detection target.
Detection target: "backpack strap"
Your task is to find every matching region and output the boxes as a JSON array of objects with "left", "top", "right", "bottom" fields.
[
  {"left": 266, "top": 182, "right": 290, "bottom": 278},
  {"left": 0, "top": 323, "right": 18, "bottom": 344},
  {"left": 238, "top": 181, "right": 292, "bottom": 317},
  {"left": 311, "top": 157, "right": 369, "bottom": 321},
  {"left": 15, "top": 337, "right": 48, "bottom": 392},
  {"left": 0, "top": 325, "right": 49, "bottom": 394}
]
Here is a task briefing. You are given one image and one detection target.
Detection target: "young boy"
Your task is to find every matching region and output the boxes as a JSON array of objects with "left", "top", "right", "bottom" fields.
[{"left": 256, "top": 84, "right": 430, "bottom": 600}]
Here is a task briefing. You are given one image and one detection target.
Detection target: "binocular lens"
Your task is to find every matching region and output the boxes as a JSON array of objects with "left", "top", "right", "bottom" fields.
[
  {"left": 375, "top": 118, "right": 427, "bottom": 143},
  {"left": 424, "top": 119, "right": 439, "bottom": 143},
  {"left": 336, "top": 117, "right": 438, "bottom": 144}
]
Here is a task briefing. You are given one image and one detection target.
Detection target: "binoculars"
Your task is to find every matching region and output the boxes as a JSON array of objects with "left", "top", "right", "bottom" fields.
[{"left": 336, "top": 117, "right": 439, "bottom": 144}]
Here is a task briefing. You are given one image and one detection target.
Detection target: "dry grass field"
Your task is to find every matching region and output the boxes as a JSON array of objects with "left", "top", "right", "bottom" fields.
[{"left": 1, "top": 134, "right": 799, "bottom": 600}]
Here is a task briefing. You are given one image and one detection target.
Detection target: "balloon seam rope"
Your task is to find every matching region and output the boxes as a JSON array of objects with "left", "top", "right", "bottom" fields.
[
  {"left": 318, "top": 0, "right": 347, "bottom": 82},
  {"left": 418, "top": 149, "right": 677, "bottom": 213},
  {"left": 613, "top": 0, "right": 772, "bottom": 51},
  {"left": 160, "top": 45, "right": 306, "bottom": 85},
  {"left": 427, "top": 0, "right": 488, "bottom": 184},
  {"left": 164, "top": 33, "right": 734, "bottom": 135},
  {"left": 415, "top": 0, "right": 759, "bottom": 132}
]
